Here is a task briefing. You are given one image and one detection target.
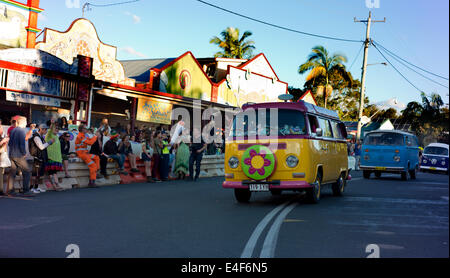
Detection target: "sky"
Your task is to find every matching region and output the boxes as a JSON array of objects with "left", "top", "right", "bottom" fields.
[{"left": 36, "top": 0, "right": 449, "bottom": 111}]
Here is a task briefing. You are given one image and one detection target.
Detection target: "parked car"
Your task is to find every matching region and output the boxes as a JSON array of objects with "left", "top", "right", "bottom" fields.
[
  {"left": 420, "top": 143, "right": 449, "bottom": 174},
  {"left": 360, "top": 130, "right": 420, "bottom": 180}
]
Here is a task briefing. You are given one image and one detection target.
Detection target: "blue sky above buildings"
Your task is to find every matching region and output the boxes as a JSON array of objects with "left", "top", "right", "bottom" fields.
[{"left": 37, "top": 0, "right": 449, "bottom": 110}]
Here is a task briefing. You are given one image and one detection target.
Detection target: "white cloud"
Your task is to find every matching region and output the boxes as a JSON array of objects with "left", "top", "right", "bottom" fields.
[
  {"left": 120, "top": 47, "right": 147, "bottom": 58},
  {"left": 124, "top": 11, "right": 141, "bottom": 24},
  {"left": 39, "top": 14, "right": 48, "bottom": 22},
  {"left": 374, "top": 98, "right": 407, "bottom": 111}
]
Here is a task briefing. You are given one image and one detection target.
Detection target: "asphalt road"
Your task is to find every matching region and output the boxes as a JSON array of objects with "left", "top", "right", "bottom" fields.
[{"left": 0, "top": 171, "right": 448, "bottom": 258}]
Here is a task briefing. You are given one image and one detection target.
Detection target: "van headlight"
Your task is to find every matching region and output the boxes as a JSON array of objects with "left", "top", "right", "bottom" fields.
[
  {"left": 228, "top": 156, "right": 239, "bottom": 169},
  {"left": 422, "top": 159, "right": 427, "bottom": 164},
  {"left": 286, "top": 155, "right": 299, "bottom": 168},
  {"left": 393, "top": 156, "right": 401, "bottom": 162}
]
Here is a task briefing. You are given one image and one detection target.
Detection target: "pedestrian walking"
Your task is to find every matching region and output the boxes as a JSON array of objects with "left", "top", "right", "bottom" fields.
[
  {"left": 29, "top": 124, "right": 56, "bottom": 192},
  {"left": 188, "top": 128, "right": 207, "bottom": 182},
  {"left": 8, "top": 117, "right": 33, "bottom": 196},
  {"left": 45, "top": 121, "right": 64, "bottom": 191},
  {"left": 354, "top": 139, "right": 362, "bottom": 171}
]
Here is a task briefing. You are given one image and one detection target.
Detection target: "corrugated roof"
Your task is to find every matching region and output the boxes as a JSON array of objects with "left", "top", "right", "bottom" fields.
[{"left": 120, "top": 58, "right": 175, "bottom": 82}]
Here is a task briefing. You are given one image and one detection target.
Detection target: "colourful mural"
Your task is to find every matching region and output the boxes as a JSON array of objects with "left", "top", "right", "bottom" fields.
[
  {"left": 137, "top": 98, "right": 173, "bottom": 125},
  {"left": 0, "top": 1, "right": 28, "bottom": 48},
  {"left": 217, "top": 66, "right": 287, "bottom": 107},
  {"left": 35, "top": 18, "right": 135, "bottom": 86},
  {"left": 158, "top": 52, "right": 212, "bottom": 101}
]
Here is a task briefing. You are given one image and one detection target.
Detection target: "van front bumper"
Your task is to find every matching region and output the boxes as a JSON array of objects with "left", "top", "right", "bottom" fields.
[
  {"left": 420, "top": 165, "right": 448, "bottom": 171},
  {"left": 222, "top": 180, "right": 312, "bottom": 189},
  {"left": 359, "top": 166, "right": 405, "bottom": 172}
]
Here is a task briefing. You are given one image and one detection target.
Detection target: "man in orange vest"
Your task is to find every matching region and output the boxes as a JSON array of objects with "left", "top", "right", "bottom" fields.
[{"left": 75, "top": 124, "right": 99, "bottom": 188}]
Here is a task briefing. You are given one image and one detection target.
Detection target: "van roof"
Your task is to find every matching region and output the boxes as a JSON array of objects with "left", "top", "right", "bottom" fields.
[
  {"left": 365, "top": 129, "right": 416, "bottom": 137},
  {"left": 425, "top": 143, "right": 449, "bottom": 150},
  {"left": 241, "top": 100, "right": 340, "bottom": 120}
]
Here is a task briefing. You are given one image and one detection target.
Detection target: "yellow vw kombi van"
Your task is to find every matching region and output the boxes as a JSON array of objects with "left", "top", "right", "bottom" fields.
[{"left": 223, "top": 101, "right": 349, "bottom": 203}]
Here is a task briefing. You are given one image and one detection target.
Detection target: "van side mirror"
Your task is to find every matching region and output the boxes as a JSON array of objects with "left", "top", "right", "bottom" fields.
[{"left": 315, "top": 128, "right": 323, "bottom": 137}]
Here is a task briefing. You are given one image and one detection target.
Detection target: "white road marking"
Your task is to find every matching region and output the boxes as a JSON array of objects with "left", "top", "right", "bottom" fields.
[
  {"left": 260, "top": 202, "right": 299, "bottom": 258},
  {"left": 442, "top": 196, "right": 449, "bottom": 201},
  {"left": 240, "top": 200, "right": 291, "bottom": 258},
  {"left": 343, "top": 196, "right": 448, "bottom": 205}
]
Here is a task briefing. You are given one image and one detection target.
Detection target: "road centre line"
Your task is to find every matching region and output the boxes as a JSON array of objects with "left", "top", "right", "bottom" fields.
[
  {"left": 260, "top": 202, "right": 299, "bottom": 258},
  {"left": 241, "top": 199, "right": 295, "bottom": 258}
]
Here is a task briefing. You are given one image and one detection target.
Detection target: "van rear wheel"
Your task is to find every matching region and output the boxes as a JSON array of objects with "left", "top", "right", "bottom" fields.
[
  {"left": 375, "top": 171, "right": 382, "bottom": 178},
  {"left": 363, "top": 170, "right": 371, "bottom": 179},
  {"left": 332, "top": 174, "right": 346, "bottom": 196},
  {"left": 234, "top": 189, "right": 251, "bottom": 203}
]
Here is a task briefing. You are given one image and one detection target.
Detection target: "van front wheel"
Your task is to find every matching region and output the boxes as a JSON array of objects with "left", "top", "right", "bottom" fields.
[
  {"left": 234, "top": 189, "right": 251, "bottom": 203},
  {"left": 306, "top": 172, "right": 322, "bottom": 204}
]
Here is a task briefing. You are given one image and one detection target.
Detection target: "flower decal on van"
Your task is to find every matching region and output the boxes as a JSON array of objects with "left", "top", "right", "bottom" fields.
[{"left": 241, "top": 145, "right": 276, "bottom": 180}]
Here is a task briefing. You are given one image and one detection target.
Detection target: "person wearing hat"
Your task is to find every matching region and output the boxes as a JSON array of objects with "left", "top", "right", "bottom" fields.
[
  {"left": 103, "top": 132, "right": 128, "bottom": 175},
  {"left": 29, "top": 123, "right": 58, "bottom": 192},
  {"left": 75, "top": 124, "right": 99, "bottom": 188}
]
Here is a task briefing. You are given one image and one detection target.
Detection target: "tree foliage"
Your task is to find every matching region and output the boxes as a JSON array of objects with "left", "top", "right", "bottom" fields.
[
  {"left": 210, "top": 27, "right": 256, "bottom": 59},
  {"left": 400, "top": 93, "right": 449, "bottom": 145},
  {"left": 299, "top": 45, "right": 351, "bottom": 108}
]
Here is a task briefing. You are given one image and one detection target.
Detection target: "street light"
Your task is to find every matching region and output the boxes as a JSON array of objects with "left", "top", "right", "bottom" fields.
[{"left": 367, "top": 62, "right": 388, "bottom": 67}]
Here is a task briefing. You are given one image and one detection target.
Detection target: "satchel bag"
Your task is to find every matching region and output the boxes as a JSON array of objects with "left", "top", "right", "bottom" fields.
[{"left": 0, "top": 151, "right": 11, "bottom": 168}]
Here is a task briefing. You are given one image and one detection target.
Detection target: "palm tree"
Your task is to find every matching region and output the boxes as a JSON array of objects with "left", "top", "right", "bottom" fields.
[
  {"left": 299, "top": 45, "right": 350, "bottom": 108},
  {"left": 210, "top": 27, "right": 255, "bottom": 59}
]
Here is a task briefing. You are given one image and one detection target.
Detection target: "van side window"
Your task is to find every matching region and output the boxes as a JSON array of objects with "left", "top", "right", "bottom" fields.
[
  {"left": 406, "top": 136, "right": 412, "bottom": 146},
  {"left": 318, "top": 118, "right": 333, "bottom": 138},
  {"left": 331, "top": 121, "right": 345, "bottom": 139},
  {"left": 308, "top": 115, "right": 319, "bottom": 134}
]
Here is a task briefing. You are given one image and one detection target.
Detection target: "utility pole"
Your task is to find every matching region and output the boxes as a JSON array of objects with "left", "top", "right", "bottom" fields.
[{"left": 355, "top": 12, "right": 386, "bottom": 141}]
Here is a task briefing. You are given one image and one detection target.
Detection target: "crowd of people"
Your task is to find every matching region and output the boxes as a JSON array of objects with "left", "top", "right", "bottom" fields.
[{"left": 0, "top": 115, "right": 224, "bottom": 197}]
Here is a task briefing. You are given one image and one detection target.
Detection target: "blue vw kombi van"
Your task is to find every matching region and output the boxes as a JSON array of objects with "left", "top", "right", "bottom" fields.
[
  {"left": 360, "top": 130, "right": 420, "bottom": 180},
  {"left": 420, "top": 143, "right": 449, "bottom": 174}
]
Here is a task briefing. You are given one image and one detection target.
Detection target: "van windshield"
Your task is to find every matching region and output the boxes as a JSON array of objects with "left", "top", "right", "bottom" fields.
[
  {"left": 364, "top": 132, "right": 404, "bottom": 146},
  {"left": 424, "top": 146, "right": 448, "bottom": 156},
  {"left": 232, "top": 109, "right": 307, "bottom": 137}
]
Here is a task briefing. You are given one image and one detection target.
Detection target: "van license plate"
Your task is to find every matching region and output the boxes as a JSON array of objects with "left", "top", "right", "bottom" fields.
[
  {"left": 375, "top": 167, "right": 386, "bottom": 170},
  {"left": 430, "top": 167, "right": 436, "bottom": 170},
  {"left": 249, "top": 184, "right": 269, "bottom": 192}
]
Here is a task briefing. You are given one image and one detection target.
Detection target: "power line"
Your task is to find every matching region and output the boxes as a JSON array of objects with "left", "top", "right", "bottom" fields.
[
  {"left": 373, "top": 41, "right": 449, "bottom": 89},
  {"left": 87, "top": 0, "right": 140, "bottom": 7},
  {"left": 82, "top": 0, "right": 140, "bottom": 16},
  {"left": 349, "top": 42, "right": 365, "bottom": 71},
  {"left": 374, "top": 40, "right": 449, "bottom": 81},
  {"left": 195, "top": 0, "right": 363, "bottom": 43},
  {"left": 372, "top": 42, "right": 424, "bottom": 93}
]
